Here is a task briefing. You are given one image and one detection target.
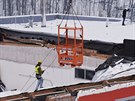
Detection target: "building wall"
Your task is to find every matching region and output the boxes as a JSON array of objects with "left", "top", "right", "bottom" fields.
[
  {"left": 78, "top": 86, "right": 135, "bottom": 101},
  {"left": 0, "top": 45, "right": 105, "bottom": 68},
  {"left": 0, "top": 14, "right": 121, "bottom": 24}
]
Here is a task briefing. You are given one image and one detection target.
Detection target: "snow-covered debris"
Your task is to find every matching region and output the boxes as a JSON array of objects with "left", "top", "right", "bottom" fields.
[
  {"left": 0, "top": 90, "right": 21, "bottom": 98},
  {"left": 92, "top": 55, "right": 135, "bottom": 82},
  {"left": 0, "top": 80, "right": 6, "bottom": 92}
]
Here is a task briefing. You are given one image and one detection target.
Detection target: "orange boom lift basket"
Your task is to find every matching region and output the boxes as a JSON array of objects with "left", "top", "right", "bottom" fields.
[{"left": 57, "top": 25, "right": 83, "bottom": 67}]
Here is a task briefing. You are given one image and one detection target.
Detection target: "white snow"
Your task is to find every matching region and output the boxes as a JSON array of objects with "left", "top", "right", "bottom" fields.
[
  {"left": 0, "top": 90, "right": 21, "bottom": 98},
  {"left": 92, "top": 61, "right": 135, "bottom": 82},
  {"left": 0, "top": 56, "right": 135, "bottom": 96},
  {"left": 76, "top": 81, "right": 135, "bottom": 100},
  {"left": 0, "top": 16, "right": 134, "bottom": 43},
  {"left": 0, "top": 59, "right": 90, "bottom": 93},
  {"left": 0, "top": 15, "right": 134, "bottom": 97}
]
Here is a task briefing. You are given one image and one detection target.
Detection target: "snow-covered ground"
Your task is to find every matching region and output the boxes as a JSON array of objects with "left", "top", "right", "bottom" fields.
[
  {"left": 0, "top": 58, "right": 135, "bottom": 98},
  {"left": 0, "top": 90, "right": 21, "bottom": 98},
  {"left": 0, "top": 58, "right": 135, "bottom": 97},
  {"left": 0, "top": 16, "right": 134, "bottom": 97},
  {"left": 0, "top": 18, "right": 134, "bottom": 43},
  {"left": 0, "top": 60, "right": 90, "bottom": 92}
]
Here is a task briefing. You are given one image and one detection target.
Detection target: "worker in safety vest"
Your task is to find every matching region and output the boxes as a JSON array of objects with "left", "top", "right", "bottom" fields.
[{"left": 34, "top": 60, "right": 44, "bottom": 92}]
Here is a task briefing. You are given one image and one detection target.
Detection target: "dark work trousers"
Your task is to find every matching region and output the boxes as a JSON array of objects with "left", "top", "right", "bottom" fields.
[{"left": 122, "top": 17, "right": 126, "bottom": 25}]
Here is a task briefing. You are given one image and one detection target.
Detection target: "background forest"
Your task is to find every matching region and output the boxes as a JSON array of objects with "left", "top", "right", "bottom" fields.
[{"left": 0, "top": 0, "right": 135, "bottom": 20}]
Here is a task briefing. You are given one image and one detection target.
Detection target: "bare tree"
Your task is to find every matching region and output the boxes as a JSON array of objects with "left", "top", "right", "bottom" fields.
[
  {"left": 46, "top": 0, "right": 52, "bottom": 13},
  {"left": 88, "top": 0, "right": 92, "bottom": 16},
  {"left": 40, "top": 0, "right": 43, "bottom": 14},
  {"left": 0, "top": 0, "right": 134, "bottom": 19},
  {"left": 107, "top": 0, "right": 114, "bottom": 17},
  {"left": 7, "top": 0, "right": 13, "bottom": 16},
  {"left": 22, "top": 0, "right": 27, "bottom": 15},
  {"left": 3, "top": 0, "right": 7, "bottom": 16},
  {"left": 129, "top": 0, "right": 134, "bottom": 22},
  {"left": 16, "top": 0, "right": 21, "bottom": 15},
  {"left": 92, "top": 0, "right": 96, "bottom": 15},
  {"left": 41, "top": 0, "right": 46, "bottom": 27},
  {"left": 63, "top": 0, "right": 68, "bottom": 14},
  {"left": 51, "top": 0, "right": 55, "bottom": 13},
  {"left": 31, "top": 0, "right": 37, "bottom": 14},
  {"left": 55, "top": 0, "right": 61, "bottom": 13},
  {"left": 114, "top": 0, "right": 120, "bottom": 18}
]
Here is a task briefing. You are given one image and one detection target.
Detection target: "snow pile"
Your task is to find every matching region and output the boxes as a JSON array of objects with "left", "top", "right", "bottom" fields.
[{"left": 92, "top": 56, "right": 135, "bottom": 82}]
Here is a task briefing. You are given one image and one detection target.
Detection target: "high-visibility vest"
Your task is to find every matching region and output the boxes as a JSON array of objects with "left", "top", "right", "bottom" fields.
[{"left": 35, "top": 66, "right": 41, "bottom": 75}]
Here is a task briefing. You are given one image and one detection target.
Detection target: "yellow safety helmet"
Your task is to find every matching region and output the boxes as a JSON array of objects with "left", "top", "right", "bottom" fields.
[{"left": 38, "top": 60, "right": 42, "bottom": 63}]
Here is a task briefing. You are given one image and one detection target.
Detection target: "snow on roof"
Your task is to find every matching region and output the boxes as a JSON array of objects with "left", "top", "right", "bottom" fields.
[
  {"left": 0, "top": 90, "right": 21, "bottom": 98},
  {"left": 0, "top": 17, "right": 134, "bottom": 43},
  {"left": 0, "top": 13, "right": 121, "bottom": 20},
  {"left": 0, "top": 14, "right": 41, "bottom": 19},
  {"left": 76, "top": 81, "right": 135, "bottom": 99},
  {"left": 0, "top": 59, "right": 90, "bottom": 93}
]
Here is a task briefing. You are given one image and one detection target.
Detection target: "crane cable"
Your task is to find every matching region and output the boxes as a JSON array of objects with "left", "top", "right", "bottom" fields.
[
  {"left": 24, "top": 53, "right": 57, "bottom": 92},
  {"left": 20, "top": 47, "right": 55, "bottom": 91},
  {"left": 59, "top": 3, "right": 82, "bottom": 27},
  {"left": 59, "top": 2, "right": 83, "bottom": 40},
  {"left": 59, "top": 10, "right": 69, "bottom": 26},
  {"left": 21, "top": 2, "right": 83, "bottom": 92},
  {"left": 71, "top": 5, "right": 83, "bottom": 27}
]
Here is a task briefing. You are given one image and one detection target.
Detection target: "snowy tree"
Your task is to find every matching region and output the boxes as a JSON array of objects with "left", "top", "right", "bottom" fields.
[{"left": 0, "top": 0, "right": 134, "bottom": 20}]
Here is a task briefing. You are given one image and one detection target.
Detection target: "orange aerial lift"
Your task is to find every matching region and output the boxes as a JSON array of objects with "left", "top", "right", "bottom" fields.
[{"left": 56, "top": 6, "right": 84, "bottom": 67}]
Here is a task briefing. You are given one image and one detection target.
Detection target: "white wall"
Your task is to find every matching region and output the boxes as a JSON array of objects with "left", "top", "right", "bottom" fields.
[
  {"left": 0, "top": 45, "right": 105, "bottom": 92},
  {"left": 0, "top": 45, "right": 105, "bottom": 68}
]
